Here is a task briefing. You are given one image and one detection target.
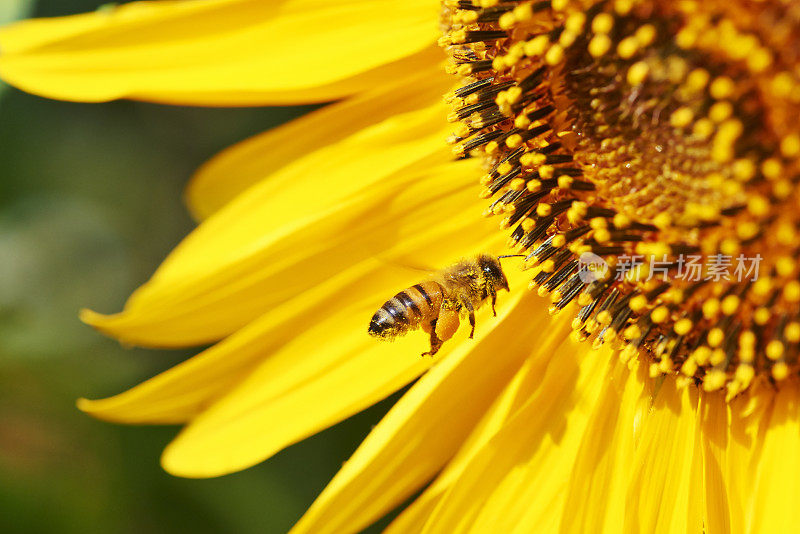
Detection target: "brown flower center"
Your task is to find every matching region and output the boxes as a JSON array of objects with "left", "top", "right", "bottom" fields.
[{"left": 440, "top": 0, "right": 800, "bottom": 399}]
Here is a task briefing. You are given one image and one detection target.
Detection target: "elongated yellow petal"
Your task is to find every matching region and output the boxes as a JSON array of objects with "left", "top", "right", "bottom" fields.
[
  {"left": 82, "top": 106, "right": 481, "bottom": 347},
  {"left": 421, "top": 341, "right": 610, "bottom": 532},
  {"left": 185, "top": 68, "right": 452, "bottom": 220},
  {"left": 560, "top": 360, "right": 652, "bottom": 534},
  {"left": 698, "top": 394, "right": 733, "bottom": 534},
  {"left": 748, "top": 385, "right": 800, "bottom": 534},
  {"left": 0, "top": 0, "right": 440, "bottom": 105},
  {"left": 292, "top": 289, "right": 565, "bottom": 534},
  {"left": 625, "top": 382, "right": 703, "bottom": 534},
  {"left": 724, "top": 384, "right": 773, "bottom": 534},
  {"left": 387, "top": 314, "right": 575, "bottom": 534}
]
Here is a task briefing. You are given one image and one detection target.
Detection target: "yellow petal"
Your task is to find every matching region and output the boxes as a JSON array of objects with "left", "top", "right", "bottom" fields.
[
  {"left": 0, "top": 0, "right": 440, "bottom": 105},
  {"left": 421, "top": 339, "right": 611, "bottom": 532},
  {"left": 186, "top": 68, "right": 452, "bottom": 220},
  {"left": 82, "top": 105, "right": 476, "bottom": 347},
  {"left": 624, "top": 381, "right": 703, "bottom": 534},
  {"left": 292, "top": 289, "right": 566, "bottom": 534},
  {"left": 79, "top": 181, "right": 503, "bottom": 425},
  {"left": 724, "top": 384, "right": 772, "bottom": 534},
  {"left": 698, "top": 394, "right": 733, "bottom": 534},
  {"left": 748, "top": 384, "right": 800, "bottom": 534},
  {"left": 560, "top": 360, "right": 652, "bottom": 534},
  {"left": 387, "top": 313, "right": 575, "bottom": 533}
]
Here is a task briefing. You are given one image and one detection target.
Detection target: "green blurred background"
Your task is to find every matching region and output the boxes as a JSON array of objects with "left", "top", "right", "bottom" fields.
[{"left": 0, "top": 2, "right": 400, "bottom": 532}]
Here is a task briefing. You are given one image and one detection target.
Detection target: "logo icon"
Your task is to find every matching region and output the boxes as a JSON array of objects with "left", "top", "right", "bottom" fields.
[{"left": 577, "top": 252, "right": 609, "bottom": 283}]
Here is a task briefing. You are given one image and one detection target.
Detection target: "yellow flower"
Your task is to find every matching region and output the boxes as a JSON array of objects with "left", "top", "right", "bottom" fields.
[{"left": 2, "top": 0, "right": 800, "bottom": 532}]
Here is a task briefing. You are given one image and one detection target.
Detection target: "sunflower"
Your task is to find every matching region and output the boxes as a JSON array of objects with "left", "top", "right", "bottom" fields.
[{"left": 3, "top": 0, "right": 800, "bottom": 531}]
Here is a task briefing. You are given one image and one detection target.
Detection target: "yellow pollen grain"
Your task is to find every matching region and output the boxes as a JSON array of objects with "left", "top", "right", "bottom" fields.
[
  {"left": 762, "top": 158, "right": 783, "bottom": 180},
  {"left": 676, "top": 27, "right": 697, "bottom": 49},
  {"left": 634, "top": 24, "right": 657, "bottom": 47},
  {"left": 524, "top": 35, "right": 550, "bottom": 57},
  {"left": 527, "top": 179, "right": 542, "bottom": 192},
  {"left": 614, "top": 0, "right": 634, "bottom": 15},
  {"left": 648, "top": 363, "right": 664, "bottom": 378},
  {"left": 708, "top": 328, "right": 725, "bottom": 348},
  {"left": 558, "top": 176, "right": 574, "bottom": 189},
  {"left": 772, "top": 362, "right": 789, "bottom": 381},
  {"left": 703, "top": 298, "right": 720, "bottom": 319},
  {"left": 776, "top": 257, "right": 796, "bottom": 277},
  {"left": 721, "top": 295, "right": 740, "bottom": 315},
  {"left": 588, "top": 34, "right": 612, "bottom": 57},
  {"left": 736, "top": 222, "right": 759, "bottom": 241},
  {"left": 784, "top": 281, "right": 800, "bottom": 303},
  {"left": 674, "top": 318, "right": 694, "bottom": 336},
  {"left": 747, "top": 195, "right": 770, "bottom": 217},
  {"left": 740, "top": 330, "right": 757, "bottom": 348},
  {"left": 623, "top": 324, "right": 641, "bottom": 341},
  {"left": 651, "top": 306, "right": 670, "bottom": 323},
  {"left": 766, "top": 340, "right": 785, "bottom": 361},
  {"left": 747, "top": 48, "right": 772, "bottom": 73},
  {"left": 710, "top": 76, "right": 736, "bottom": 99},
  {"left": 692, "top": 118, "right": 714, "bottom": 139},
  {"left": 653, "top": 212, "right": 672, "bottom": 230},
  {"left": 512, "top": 2, "right": 534, "bottom": 22},
  {"left": 703, "top": 370, "right": 727, "bottom": 392},
  {"left": 521, "top": 218, "right": 536, "bottom": 232},
  {"left": 592, "top": 13, "right": 614, "bottom": 34},
  {"left": 627, "top": 61, "right": 650, "bottom": 86},
  {"left": 686, "top": 68, "right": 710, "bottom": 92},
  {"left": 594, "top": 228, "right": 611, "bottom": 243},
  {"left": 780, "top": 134, "right": 800, "bottom": 158},
  {"left": 720, "top": 238, "right": 740, "bottom": 256},
  {"left": 545, "top": 44, "right": 565, "bottom": 66},
  {"left": 509, "top": 178, "right": 526, "bottom": 191},
  {"left": 754, "top": 307, "right": 771, "bottom": 325},
  {"left": 786, "top": 323, "right": 800, "bottom": 343},
  {"left": 506, "top": 134, "right": 524, "bottom": 149},
  {"left": 732, "top": 158, "right": 756, "bottom": 181},
  {"left": 709, "top": 101, "right": 733, "bottom": 123},
  {"left": 670, "top": 107, "right": 694, "bottom": 128},
  {"left": 681, "top": 358, "right": 698, "bottom": 376},
  {"left": 617, "top": 37, "right": 640, "bottom": 59},
  {"left": 613, "top": 213, "right": 631, "bottom": 228},
  {"left": 735, "top": 364, "right": 755, "bottom": 385},
  {"left": 694, "top": 346, "right": 712, "bottom": 366}
]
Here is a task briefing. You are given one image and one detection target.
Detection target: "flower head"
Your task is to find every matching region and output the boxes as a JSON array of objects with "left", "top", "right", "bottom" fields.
[{"left": 2, "top": 0, "right": 800, "bottom": 532}]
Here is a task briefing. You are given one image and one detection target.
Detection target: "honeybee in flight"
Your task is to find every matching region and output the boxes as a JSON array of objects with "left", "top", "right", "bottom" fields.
[{"left": 368, "top": 254, "right": 520, "bottom": 356}]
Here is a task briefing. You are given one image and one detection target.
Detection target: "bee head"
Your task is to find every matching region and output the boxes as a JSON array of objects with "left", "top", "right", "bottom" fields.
[{"left": 478, "top": 254, "right": 509, "bottom": 292}]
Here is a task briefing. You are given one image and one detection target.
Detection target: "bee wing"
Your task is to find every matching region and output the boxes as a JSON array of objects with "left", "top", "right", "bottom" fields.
[{"left": 374, "top": 254, "right": 437, "bottom": 275}]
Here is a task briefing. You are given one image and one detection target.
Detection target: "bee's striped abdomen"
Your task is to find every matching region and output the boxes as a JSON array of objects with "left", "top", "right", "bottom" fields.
[{"left": 368, "top": 282, "right": 442, "bottom": 339}]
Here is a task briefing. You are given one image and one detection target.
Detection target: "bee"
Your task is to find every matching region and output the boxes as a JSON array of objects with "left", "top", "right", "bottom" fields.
[{"left": 368, "top": 254, "right": 521, "bottom": 356}]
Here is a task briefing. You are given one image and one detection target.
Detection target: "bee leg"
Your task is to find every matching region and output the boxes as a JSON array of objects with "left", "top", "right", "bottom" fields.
[
  {"left": 421, "top": 319, "right": 442, "bottom": 357},
  {"left": 460, "top": 299, "right": 476, "bottom": 338},
  {"left": 490, "top": 288, "right": 498, "bottom": 317}
]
